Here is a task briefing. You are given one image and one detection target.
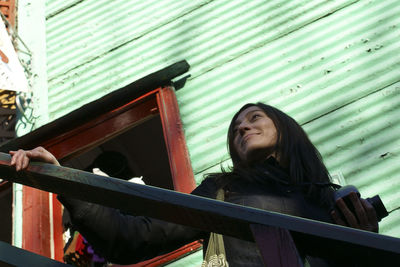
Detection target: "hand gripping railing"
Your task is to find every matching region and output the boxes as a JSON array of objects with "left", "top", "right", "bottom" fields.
[{"left": 0, "top": 152, "right": 399, "bottom": 266}]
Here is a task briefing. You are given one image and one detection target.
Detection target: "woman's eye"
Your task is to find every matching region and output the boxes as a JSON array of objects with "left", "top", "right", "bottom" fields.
[{"left": 252, "top": 114, "right": 261, "bottom": 120}]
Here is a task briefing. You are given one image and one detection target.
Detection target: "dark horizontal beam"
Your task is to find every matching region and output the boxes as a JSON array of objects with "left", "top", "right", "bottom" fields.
[
  {"left": 0, "top": 241, "right": 71, "bottom": 267},
  {"left": 0, "top": 60, "right": 190, "bottom": 152},
  {"left": 0, "top": 152, "right": 399, "bottom": 265}
]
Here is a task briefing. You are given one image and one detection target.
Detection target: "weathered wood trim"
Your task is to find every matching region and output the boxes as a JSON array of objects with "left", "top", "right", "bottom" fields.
[
  {"left": 0, "top": 60, "right": 190, "bottom": 153},
  {"left": 157, "top": 86, "right": 196, "bottom": 193}
]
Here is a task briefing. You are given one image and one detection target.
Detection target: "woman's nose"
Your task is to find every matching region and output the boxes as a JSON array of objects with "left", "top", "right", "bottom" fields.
[{"left": 238, "top": 121, "right": 251, "bottom": 135}]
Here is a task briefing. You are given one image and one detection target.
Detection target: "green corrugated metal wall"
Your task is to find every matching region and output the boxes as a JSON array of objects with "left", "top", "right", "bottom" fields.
[{"left": 43, "top": 0, "right": 399, "bottom": 257}]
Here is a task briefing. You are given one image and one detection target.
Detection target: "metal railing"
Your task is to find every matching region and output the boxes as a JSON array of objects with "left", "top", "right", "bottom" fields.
[
  {"left": 0, "top": 152, "right": 399, "bottom": 266},
  {"left": 0, "top": 240, "right": 71, "bottom": 267}
]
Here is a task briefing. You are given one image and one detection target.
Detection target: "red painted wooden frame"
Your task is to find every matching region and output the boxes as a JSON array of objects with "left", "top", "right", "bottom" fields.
[
  {"left": 157, "top": 87, "right": 196, "bottom": 193},
  {"left": 0, "top": 0, "right": 16, "bottom": 27},
  {"left": 21, "top": 86, "right": 199, "bottom": 265}
]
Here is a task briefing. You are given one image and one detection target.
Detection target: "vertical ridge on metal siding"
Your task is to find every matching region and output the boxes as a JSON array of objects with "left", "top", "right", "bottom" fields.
[
  {"left": 46, "top": 0, "right": 357, "bottom": 120},
  {"left": 177, "top": 0, "right": 400, "bottom": 174}
]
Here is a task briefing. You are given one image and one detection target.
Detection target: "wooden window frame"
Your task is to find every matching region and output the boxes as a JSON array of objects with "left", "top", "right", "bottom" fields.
[
  {"left": 21, "top": 86, "right": 201, "bottom": 265},
  {"left": 0, "top": 0, "right": 16, "bottom": 27}
]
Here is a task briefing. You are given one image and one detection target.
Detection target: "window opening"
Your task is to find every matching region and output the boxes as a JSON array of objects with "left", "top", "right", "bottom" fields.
[
  {"left": 64, "top": 114, "right": 174, "bottom": 190},
  {"left": 50, "top": 89, "right": 199, "bottom": 266}
]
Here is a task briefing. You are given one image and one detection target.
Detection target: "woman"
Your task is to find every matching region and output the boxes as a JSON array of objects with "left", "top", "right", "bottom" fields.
[{"left": 10, "top": 103, "right": 378, "bottom": 266}]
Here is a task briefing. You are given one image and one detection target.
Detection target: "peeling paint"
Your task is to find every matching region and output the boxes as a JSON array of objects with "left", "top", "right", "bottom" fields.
[{"left": 380, "top": 152, "right": 390, "bottom": 159}]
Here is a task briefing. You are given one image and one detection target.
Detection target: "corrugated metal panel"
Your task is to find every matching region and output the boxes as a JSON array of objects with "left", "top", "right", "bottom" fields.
[
  {"left": 46, "top": 0, "right": 213, "bottom": 79},
  {"left": 185, "top": 0, "right": 400, "bottom": 238},
  {"left": 193, "top": 86, "right": 400, "bottom": 233},
  {"left": 177, "top": 0, "right": 400, "bottom": 174},
  {"left": 46, "top": 0, "right": 82, "bottom": 18},
  {"left": 194, "top": 82, "right": 400, "bottom": 237},
  {"left": 303, "top": 82, "right": 400, "bottom": 237},
  {"left": 46, "top": 0, "right": 355, "bottom": 120},
  {"left": 164, "top": 250, "right": 203, "bottom": 267},
  {"left": 44, "top": 0, "right": 400, "bottom": 240}
]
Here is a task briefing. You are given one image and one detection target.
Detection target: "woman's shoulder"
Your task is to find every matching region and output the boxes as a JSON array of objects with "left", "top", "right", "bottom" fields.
[
  {"left": 190, "top": 172, "right": 235, "bottom": 198},
  {"left": 190, "top": 175, "right": 218, "bottom": 198}
]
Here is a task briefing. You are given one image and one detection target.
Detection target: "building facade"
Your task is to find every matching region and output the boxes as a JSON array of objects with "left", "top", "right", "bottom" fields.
[{"left": 6, "top": 0, "right": 400, "bottom": 265}]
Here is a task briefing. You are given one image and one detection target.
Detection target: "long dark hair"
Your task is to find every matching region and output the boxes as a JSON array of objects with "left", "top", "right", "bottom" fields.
[{"left": 222, "top": 102, "right": 334, "bottom": 205}]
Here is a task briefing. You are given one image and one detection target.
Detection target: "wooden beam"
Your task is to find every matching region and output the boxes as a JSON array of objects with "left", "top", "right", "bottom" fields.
[
  {"left": 0, "top": 60, "right": 190, "bottom": 152},
  {"left": 0, "top": 152, "right": 399, "bottom": 265}
]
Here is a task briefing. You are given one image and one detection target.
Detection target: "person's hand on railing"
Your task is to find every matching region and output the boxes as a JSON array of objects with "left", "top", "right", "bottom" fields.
[
  {"left": 331, "top": 192, "right": 379, "bottom": 233},
  {"left": 10, "top": 146, "right": 60, "bottom": 171}
]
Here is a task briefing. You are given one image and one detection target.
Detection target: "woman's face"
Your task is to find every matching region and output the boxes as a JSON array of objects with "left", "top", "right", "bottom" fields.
[{"left": 232, "top": 106, "right": 278, "bottom": 163}]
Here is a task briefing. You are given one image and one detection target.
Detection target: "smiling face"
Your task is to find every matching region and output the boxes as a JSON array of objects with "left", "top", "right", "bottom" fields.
[{"left": 232, "top": 106, "right": 278, "bottom": 163}]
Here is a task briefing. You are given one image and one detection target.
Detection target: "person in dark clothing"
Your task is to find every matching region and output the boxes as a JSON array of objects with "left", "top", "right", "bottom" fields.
[
  {"left": 10, "top": 103, "right": 378, "bottom": 266},
  {"left": 62, "top": 151, "right": 139, "bottom": 266},
  {"left": 86, "top": 151, "right": 137, "bottom": 181}
]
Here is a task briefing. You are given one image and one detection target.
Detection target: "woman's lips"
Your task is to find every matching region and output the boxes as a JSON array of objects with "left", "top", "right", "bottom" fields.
[{"left": 242, "top": 133, "right": 258, "bottom": 144}]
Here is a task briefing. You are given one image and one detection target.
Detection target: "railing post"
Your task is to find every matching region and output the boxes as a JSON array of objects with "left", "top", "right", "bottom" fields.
[{"left": 250, "top": 224, "right": 303, "bottom": 267}]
